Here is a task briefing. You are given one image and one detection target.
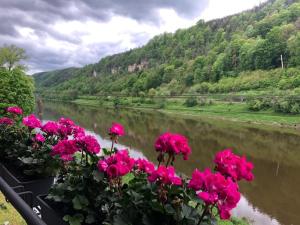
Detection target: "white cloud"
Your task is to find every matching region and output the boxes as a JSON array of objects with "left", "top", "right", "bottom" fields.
[{"left": 200, "top": 0, "right": 268, "bottom": 21}]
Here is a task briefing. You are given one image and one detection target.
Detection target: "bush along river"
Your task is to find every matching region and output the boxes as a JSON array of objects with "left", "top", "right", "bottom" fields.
[{"left": 37, "top": 100, "right": 300, "bottom": 225}]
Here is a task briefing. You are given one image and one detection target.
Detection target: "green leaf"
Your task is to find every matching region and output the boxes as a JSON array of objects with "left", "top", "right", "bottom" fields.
[
  {"left": 113, "top": 214, "right": 131, "bottom": 225},
  {"left": 63, "top": 214, "right": 84, "bottom": 225},
  {"left": 165, "top": 204, "right": 176, "bottom": 215},
  {"left": 85, "top": 214, "right": 96, "bottom": 224},
  {"left": 122, "top": 172, "right": 134, "bottom": 184},
  {"left": 102, "top": 148, "right": 110, "bottom": 156},
  {"left": 72, "top": 195, "right": 89, "bottom": 210},
  {"left": 92, "top": 170, "right": 104, "bottom": 182}
]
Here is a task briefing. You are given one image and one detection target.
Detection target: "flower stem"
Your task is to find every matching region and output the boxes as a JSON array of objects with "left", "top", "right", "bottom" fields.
[
  {"left": 110, "top": 140, "right": 114, "bottom": 156},
  {"left": 81, "top": 150, "right": 84, "bottom": 164},
  {"left": 197, "top": 205, "right": 209, "bottom": 225},
  {"left": 165, "top": 154, "right": 173, "bottom": 167}
]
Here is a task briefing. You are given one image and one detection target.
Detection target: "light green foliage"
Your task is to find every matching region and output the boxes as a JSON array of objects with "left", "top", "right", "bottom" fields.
[
  {"left": 0, "top": 44, "right": 27, "bottom": 71},
  {"left": 0, "top": 68, "right": 35, "bottom": 115}
]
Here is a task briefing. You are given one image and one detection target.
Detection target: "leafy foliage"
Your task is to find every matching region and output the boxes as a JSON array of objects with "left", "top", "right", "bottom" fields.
[
  {"left": 0, "top": 68, "right": 35, "bottom": 115},
  {"left": 0, "top": 44, "right": 27, "bottom": 71}
]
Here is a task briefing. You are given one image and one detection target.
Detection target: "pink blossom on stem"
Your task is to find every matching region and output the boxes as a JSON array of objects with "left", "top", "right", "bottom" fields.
[
  {"left": 135, "top": 158, "right": 155, "bottom": 174},
  {"left": 155, "top": 133, "right": 191, "bottom": 160},
  {"left": 76, "top": 135, "right": 101, "bottom": 154},
  {"left": 97, "top": 149, "right": 134, "bottom": 179},
  {"left": 109, "top": 122, "right": 125, "bottom": 136},
  {"left": 22, "top": 114, "right": 41, "bottom": 129},
  {"left": 7, "top": 106, "right": 23, "bottom": 115},
  {"left": 42, "top": 121, "right": 59, "bottom": 135},
  {"left": 148, "top": 165, "right": 182, "bottom": 186},
  {"left": 214, "top": 149, "right": 254, "bottom": 182},
  {"left": 51, "top": 139, "right": 78, "bottom": 161},
  {"left": 188, "top": 168, "right": 241, "bottom": 220},
  {"left": 0, "top": 117, "right": 14, "bottom": 125},
  {"left": 33, "top": 133, "right": 46, "bottom": 143}
]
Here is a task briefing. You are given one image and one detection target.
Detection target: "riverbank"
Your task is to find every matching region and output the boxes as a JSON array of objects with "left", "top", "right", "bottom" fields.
[{"left": 72, "top": 98, "right": 300, "bottom": 128}]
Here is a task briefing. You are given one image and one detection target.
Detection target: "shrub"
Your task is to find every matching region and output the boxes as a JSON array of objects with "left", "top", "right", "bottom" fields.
[
  {"left": 247, "top": 97, "right": 272, "bottom": 111},
  {"left": 273, "top": 95, "right": 300, "bottom": 114},
  {"left": 0, "top": 68, "right": 34, "bottom": 116},
  {"left": 184, "top": 97, "right": 198, "bottom": 107}
]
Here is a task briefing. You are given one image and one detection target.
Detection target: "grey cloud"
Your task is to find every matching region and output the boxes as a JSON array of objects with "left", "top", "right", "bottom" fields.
[{"left": 0, "top": 0, "right": 209, "bottom": 73}]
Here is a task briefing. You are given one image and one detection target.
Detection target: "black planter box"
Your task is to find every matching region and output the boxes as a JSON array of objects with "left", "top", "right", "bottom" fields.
[
  {"left": 0, "top": 163, "right": 54, "bottom": 206},
  {"left": 37, "top": 195, "right": 68, "bottom": 225}
]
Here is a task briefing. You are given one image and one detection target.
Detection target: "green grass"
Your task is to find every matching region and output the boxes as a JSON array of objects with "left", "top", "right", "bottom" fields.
[
  {"left": 0, "top": 193, "right": 26, "bottom": 225},
  {"left": 73, "top": 98, "right": 300, "bottom": 126}
]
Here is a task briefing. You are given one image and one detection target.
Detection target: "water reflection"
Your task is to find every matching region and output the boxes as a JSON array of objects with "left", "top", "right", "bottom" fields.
[{"left": 40, "top": 101, "right": 300, "bottom": 225}]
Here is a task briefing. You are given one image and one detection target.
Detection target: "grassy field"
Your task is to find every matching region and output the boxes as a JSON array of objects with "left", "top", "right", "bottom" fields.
[
  {"left": 0, "top": 193, "right": 26, "bottom": 225},
  {"left": 73, "top": 98, "right": 300, "bottom": 127}
]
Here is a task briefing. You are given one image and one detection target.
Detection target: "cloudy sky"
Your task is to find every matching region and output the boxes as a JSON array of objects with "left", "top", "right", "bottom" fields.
[{"left": 0, "top": 0, "right": 267, "bottom": 74}]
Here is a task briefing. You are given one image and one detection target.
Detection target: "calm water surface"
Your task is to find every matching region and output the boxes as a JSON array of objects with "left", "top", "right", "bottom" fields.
[{"left": 39, "top": 101, "right": 300, "bottom": 225}]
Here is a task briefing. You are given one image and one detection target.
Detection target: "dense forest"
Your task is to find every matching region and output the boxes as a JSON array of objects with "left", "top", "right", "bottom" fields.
[{"left": 34, "top": 0, "right": 300, "bottom": 100}]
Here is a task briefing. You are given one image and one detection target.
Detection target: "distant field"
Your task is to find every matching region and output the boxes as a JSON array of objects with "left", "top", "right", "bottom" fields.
[{"left": 73, "top": 98, "right": 300, "bottom": 126}]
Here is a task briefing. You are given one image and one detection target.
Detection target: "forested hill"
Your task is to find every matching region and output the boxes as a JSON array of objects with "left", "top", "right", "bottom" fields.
[{"left": 34, "top": 0, "right": 300, "bottom": 97}]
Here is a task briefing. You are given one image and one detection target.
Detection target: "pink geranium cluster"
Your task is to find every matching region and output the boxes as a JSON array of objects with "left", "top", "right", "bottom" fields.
[
  {"left": 97, "top": 149, "right": 135, "bottom": 179},
  {"left": 33, "top": 133, "right": 46, "bottom": 143},
  {"left": 214, "top": 149, "right": 254, "bottom": 181},
  {"left": 0, "top": 117, "right": 14, "bottom": 125},
  {"left": 109, "top": 122, "right": 125, "bottom": 137},
  {"left": 42, "top": 121, "right": 59, "bottom": 135},
  {"left": 57, "top": 117, "right": 76, "bottom": 138},
  {"left": 148, "top": 165, "right": 182, "bottom": 186},
  {"left": 7, "top": 106, "right": 23, "bottom": 115},
  {"left": 41, "top": 119, "right": 85, "bottom": 139},
  {"left": 22, "top": 114, "right": 42, "bottom": 129},
  {"left": 76, "top": 135, "right": 100, "bottom": 154},
  {"left": 51, "top": 139, "right": 79, "bottom": 161},
  {"left": 155, "top": 132, "right": 191, "bottom": 160},
  {"left": 188, "top": 168, "right": 240, "bottom": 219},
  {"left": 135, "top": 158, "right": 155, "bottom": 174}
]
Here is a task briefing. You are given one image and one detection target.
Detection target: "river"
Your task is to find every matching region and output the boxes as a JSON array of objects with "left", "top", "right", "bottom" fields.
[{"left": 37, "top": 101, "right": 300, "bottom": 225}]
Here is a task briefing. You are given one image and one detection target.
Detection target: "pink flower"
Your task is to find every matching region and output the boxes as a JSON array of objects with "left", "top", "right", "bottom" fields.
[
  {"left": 107, "top": 165, "right": 119, "bottom": 178},
  {"left": 72, "top": 125, "right": 85, "bottom": 138},
  {"left": 188, "top": 169, "right": 205, "bottom": 191},
  {"left": 135, "top": 158, "right": 155, "bottom": 174},
  {"left": 109, "top": 122, "right": 125, "bottom": 136},
  {"left": 0, "top": 117, "right": 14, "bottom": 125},
  {"left": 76, "top": 135, "right": 101, "bottom": 154},
  {"left": 7, "top": 106, "right": 23, "bottom": 115},
  {"left": 97, "top": 149, "right": 134, "bottom": 179},
  {"left": 22, "top": 114, "right": 41, "bottom": 129},
  {"left": 97, "top": 160, "right": 108, "bottom": 172},
  {"left": 214, "top": 149, "right": 254, "bottom": 182},
  {"left": 57, "top": 118, "right": 76, "bottom": 138},
  {"left": 51, "top": 140, "right": 78, "bottom": 161},
  {"left": 148, "top": 166, "right": 182, "bottom": 186},
  {"left": 189, "top": 168, "right": 240, "bottom": 220},
  {"left": 58, "top": 117, "right": 75, "bottom": 127},
  {"left": 42, "top": 121, "right": 59, "bottom": 135},
  {"left": 33, "top": 133, "right": 46, "bottom": 143},
  {"left": 155, "top": 133, "right": 191, "bottom": 160}
]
